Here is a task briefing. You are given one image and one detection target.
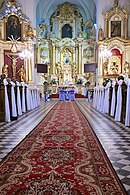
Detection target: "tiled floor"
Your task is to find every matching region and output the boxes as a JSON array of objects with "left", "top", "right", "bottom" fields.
[
  {"left": 0, "top": 99, "right": 130, "bottom": 194},
  {"left": 76, "top": 99, "right": 130, "bottom": 195},
  {"left": 0, "top": 100, "right": 58, "bottom": 161}
]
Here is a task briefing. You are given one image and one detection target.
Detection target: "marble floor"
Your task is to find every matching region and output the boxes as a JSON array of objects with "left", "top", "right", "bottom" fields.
[{"left": 0, "top": 99, "right": 130, "bottom": 194}]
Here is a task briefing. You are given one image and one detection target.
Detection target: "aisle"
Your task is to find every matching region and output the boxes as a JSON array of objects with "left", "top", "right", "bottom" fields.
[{"left": 0, "top": 101, "right": 126, "bottom": 194}]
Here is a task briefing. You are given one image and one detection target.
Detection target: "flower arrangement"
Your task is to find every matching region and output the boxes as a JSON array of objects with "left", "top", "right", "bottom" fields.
[
  {"left": 50, "top": 79, "right": 57, "bottom": 85},
  {"left": 76, "top": 78, "right": 83, "bottom": 84}
]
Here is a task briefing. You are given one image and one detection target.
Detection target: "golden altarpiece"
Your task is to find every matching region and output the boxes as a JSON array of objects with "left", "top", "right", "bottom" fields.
[
  {"left": 0, "top": 0, "right": 36, "bottom": 84},
  {"left": 97, "top": 0, "right": 130, "bottom": 85},
  {"left": 37, "top": 2, "right": 96, "bottom": 93}
]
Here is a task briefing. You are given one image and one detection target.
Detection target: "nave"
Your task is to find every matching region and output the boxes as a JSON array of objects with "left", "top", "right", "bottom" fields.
[{"left": 0, "top": 99, "right": 130, "bottom": 194}]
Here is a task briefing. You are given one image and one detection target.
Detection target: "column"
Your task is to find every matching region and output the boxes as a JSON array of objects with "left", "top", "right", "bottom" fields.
[
  {"left": 0, "top": 48, "right": 4, "bottom": 75},
  {"left": 52, "top": 43, "right": 56, "bottom": 74},
  {"left": 78, "top": 43, "right": 82, "bottom": 74},
  {"left": 28, "top": 58, "right": 32, "bottom": 82}
]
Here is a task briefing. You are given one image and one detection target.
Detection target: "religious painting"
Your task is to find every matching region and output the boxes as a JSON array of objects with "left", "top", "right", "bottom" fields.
[
  {"left": 111, "top": 21, "right": 121, "bottom": 37},
  {"left": 108, "top": 55, "right": 121, "bottom": 75},
  {"left": 6, "top": 15, "right": 21, "bottom": 40},
  {"left": 62, "top": 24, "right": 72, "bottom": 38}
]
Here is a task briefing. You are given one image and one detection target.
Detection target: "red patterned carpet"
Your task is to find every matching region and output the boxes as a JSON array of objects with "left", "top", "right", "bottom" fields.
[{"left": 0, "top": 102, "right": 127, "bottom": 194}]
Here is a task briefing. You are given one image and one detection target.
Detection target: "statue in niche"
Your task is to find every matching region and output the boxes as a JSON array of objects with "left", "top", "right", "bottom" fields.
[{"left": 62, "top": 24, "right": 72, "bottom": 38}]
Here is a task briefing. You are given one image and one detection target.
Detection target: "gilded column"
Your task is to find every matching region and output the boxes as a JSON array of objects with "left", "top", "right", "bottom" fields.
[
  {"left": 52, "top": 43, "right": 56, "bottom": 74},
  {"left": 104, "top": 19, "right": 108, "bottom": 38},
  {"left": 28, "top": 58, "right": 32, "bottom": 82},
  {"left": 125, "top": 18, "right": 128, "bottom": 39},
  {"left": 122, "top": 19, "right": 125, "bottom": 38},
  {"left": 78, "top": 43, "right": 82, "bottom": 74},
  {"left": 0, "top": 48, "right": 4, "bottom": 75}
]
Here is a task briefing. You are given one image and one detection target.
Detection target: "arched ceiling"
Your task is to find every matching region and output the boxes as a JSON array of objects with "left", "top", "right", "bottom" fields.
[{"left": 36, "top": 0, "right": 96, "bottom": 25}]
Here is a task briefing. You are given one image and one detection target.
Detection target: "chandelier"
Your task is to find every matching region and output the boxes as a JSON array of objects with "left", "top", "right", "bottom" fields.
[
  {"left": 19, "top": 49, "right": 33, "bottom": 59},
  {"left": 100, "top": 49, "right": 112, "bottom": 58}
]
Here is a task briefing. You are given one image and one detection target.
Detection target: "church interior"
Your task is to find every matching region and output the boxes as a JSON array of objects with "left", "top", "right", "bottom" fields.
[{"left": 0, "top": 0, "right": 130, "bottom": 194}]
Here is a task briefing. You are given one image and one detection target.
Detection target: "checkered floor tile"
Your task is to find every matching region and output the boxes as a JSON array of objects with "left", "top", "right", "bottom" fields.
[
  {"left": 0, "top": 99, "right": 130, "bottom": 194},
  {"left": 76, "top": 99, "right": 130, "bottom": 194}
]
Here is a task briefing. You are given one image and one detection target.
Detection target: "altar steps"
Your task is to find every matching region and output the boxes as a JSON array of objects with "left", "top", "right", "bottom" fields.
[
  {"left": 75, "top": 94, "right": 86, "bottom": 98},
  {"left": 50, "top": 94, "right": 86, "bottom": 98},
  {"left": 50, "top": 94, "right": 59, "bottom": 98}
]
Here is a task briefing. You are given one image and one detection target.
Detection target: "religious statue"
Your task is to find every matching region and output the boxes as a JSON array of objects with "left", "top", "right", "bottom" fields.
[
  {"left": 6, "top": 54, "right": 20, "bottom": 79},
  {"left": 81, "top": 20, "right": 93, "bottom": 39},
  {"left": 98, "top": 28, "right": 104, "bottom": 41},
  {"left": 26, "top": 25, "right": 36, "bottom": 40},
  {"left": 103, "top": 61, "right": 108, "bottom": 75},
  {"left": 2, "top": 64, "right": 8, "bottom": 78},
  {"left": 124, "top": 61, "right": 129, "bottom": 74},
  {"left": 56, "top": 62, "right": 62, "bottom": 83},
  {"left": 84, "top": 73, "right": 90, "bottom": 81},
  {"left": 113, "top": 0, "right": 118, "bottom": 7},
  {"left": 17, "top": 65, "right": 26, "bottom": 82}
]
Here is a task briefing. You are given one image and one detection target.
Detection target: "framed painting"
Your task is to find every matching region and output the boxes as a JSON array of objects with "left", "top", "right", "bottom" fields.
[
  {"left": 6, "top": 15, "right": 21, "bottom": 40},
  {"left": 111, "top": 21, "right": 121, "bottom": 37}
]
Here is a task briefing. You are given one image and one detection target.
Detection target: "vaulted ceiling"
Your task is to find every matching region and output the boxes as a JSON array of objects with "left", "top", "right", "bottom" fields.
[{"left": 36, "top": 0, "right": 96, "bottom": 25}]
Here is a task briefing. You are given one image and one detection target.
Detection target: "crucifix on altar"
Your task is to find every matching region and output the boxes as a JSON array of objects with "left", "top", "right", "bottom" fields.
[
  {"left": 4, "top": 51, "right": 24, "bottom": 80},
  {"left": 6, "top": 54, "right": 20, "bottom": 79}
]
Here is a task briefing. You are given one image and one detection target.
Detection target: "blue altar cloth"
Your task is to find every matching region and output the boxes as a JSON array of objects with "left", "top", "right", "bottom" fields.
[{"left": 59, "top": 90, "right": 75, "bottom": 101}]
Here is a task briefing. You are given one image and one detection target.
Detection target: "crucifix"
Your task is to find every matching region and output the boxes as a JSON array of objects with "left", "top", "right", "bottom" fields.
[{"left": 6, "top": 54, "right": 20, "bottom": 79}]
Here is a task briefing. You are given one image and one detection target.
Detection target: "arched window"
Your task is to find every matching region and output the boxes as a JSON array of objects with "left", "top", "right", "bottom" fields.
[{"left": 62, "top": 24, "right": 72, "bottom": 38}]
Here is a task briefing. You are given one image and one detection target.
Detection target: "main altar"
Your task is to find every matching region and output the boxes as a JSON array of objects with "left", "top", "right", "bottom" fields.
[{"left": 37, "top": 2, "right": 96, "bottom": 94}]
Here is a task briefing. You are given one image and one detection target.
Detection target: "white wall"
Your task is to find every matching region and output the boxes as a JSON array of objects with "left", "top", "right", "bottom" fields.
[{"left": 18, "top": 0, "right": 37, "bottom": 28}]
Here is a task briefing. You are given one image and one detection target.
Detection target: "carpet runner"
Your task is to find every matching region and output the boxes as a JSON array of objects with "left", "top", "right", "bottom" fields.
[{"left": 0, "top": 102, "right": 127, "bottom": 194}]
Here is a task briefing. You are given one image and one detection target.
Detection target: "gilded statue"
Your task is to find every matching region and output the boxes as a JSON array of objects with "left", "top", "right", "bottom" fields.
[
  {"left": 98, "top": 28, "right": 104, "bottom": 41},
  {"left": 17, "top": 65, "right": 26, "bottom": 82},
  {"left": 103, "top": 61, "right": 108, "bottom": 75},
  {"left": 2, "top": 64, "right": 8, "bottom": 78}
]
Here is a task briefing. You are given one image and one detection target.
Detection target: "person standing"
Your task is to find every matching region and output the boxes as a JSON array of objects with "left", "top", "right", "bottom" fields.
[{"left": 43, "top": 81, "right": 49, "bottom": 102}]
